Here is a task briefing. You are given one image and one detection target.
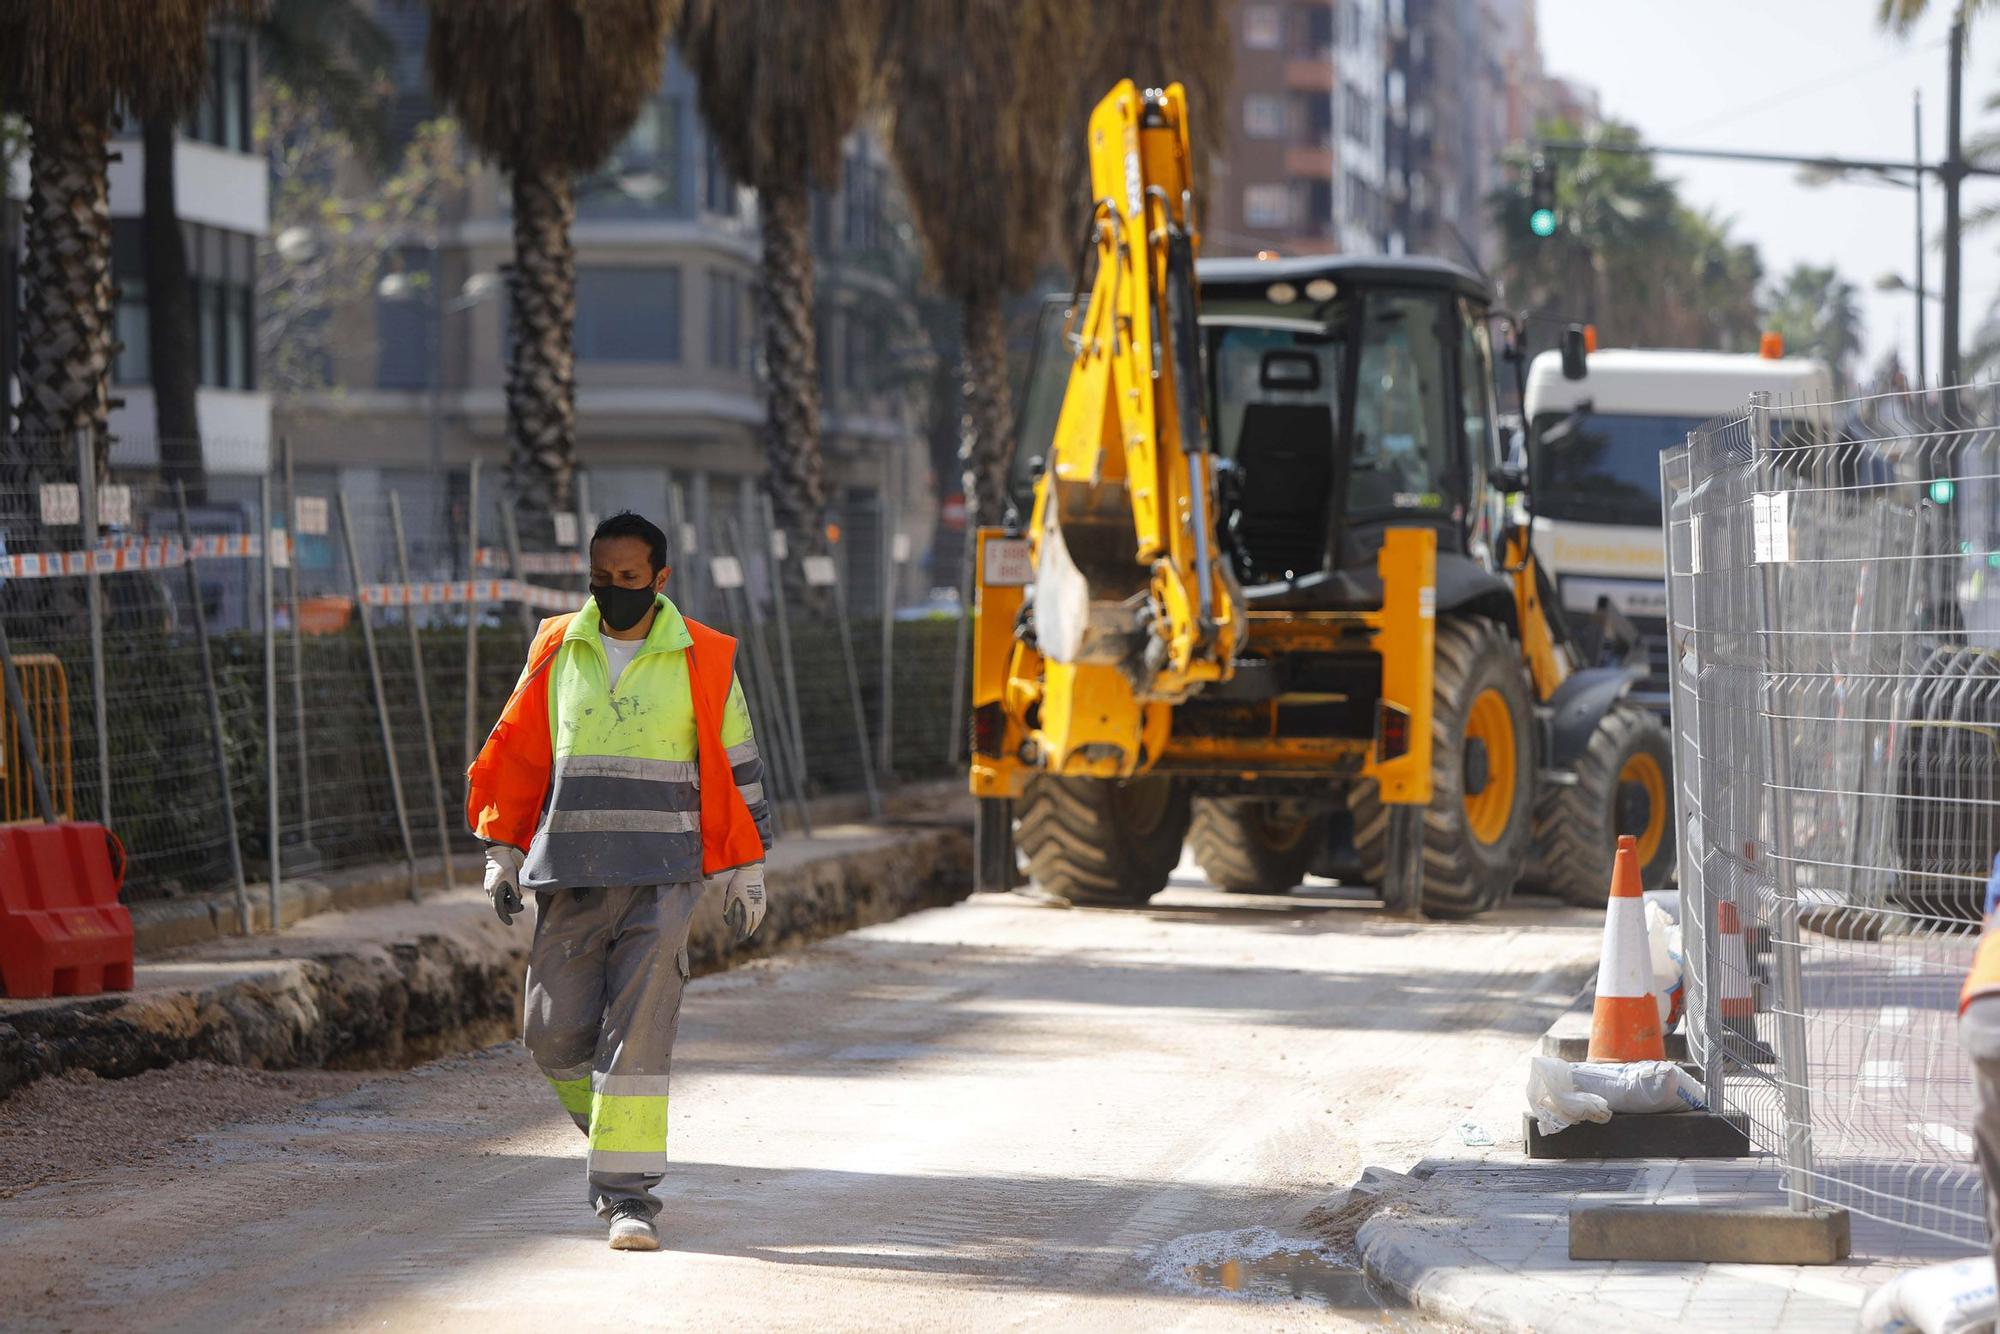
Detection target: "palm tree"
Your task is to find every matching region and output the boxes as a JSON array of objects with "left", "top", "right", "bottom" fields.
[
  {"left": 0, "top": 0, "right": 235, "bottom": 486},
  {"left": 1880, "top": 0, "right": 1996, "bottom": 32},
  {"left": 1765, "top": 264, "right": 1863, "bottom": 392},
  {"left": 426, "top": 0, "right": 674, "bottom": 532},
  {"left": 677, "top": 0, "right": 882, "bottom": 565},
  {"left": 879, "top": 0, "right": 1083, "bottom": 529},
  {"left": 1058, "top": 1, "right": 1234, "bottom": 252}
]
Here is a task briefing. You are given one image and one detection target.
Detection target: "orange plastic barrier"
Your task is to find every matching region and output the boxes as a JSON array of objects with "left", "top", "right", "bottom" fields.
[{"left": 0, "top": 822, "right": 132, "bottom": 998}]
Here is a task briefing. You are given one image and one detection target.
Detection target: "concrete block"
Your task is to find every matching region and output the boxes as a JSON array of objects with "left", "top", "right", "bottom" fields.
[
  {"left": 1569, "top": 1203, "right": 1851, "bottom": 1264},
  {"left": 1524, "top": 1110, "right": 1751, "bottom": 1159}
]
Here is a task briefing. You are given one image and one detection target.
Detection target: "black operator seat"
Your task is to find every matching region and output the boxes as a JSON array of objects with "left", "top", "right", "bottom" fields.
[{"left": 1231, "top": 397, "right": 1336, "bottom": 583}]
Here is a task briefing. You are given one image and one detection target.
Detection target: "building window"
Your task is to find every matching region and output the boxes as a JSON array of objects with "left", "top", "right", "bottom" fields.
[
  {"left": 189, "top": 33, "right": 253, "bottom": 153},
  {"left": 1243, "top": 184, "right": 1294, "bottom": 229},
  {"left": 707, "top": 269, "right": 746, "bottom": 371},
  {"left": 112, "top": 219, "right": 255, "bottom": 389},
  {"left": 703, "top": 135, "right": 737, "bottom": 216},
  {"left": 577, "top": 266, "right": 682, "bottom": 363},
  {"left": 1343, "top": 86, "right": 1374, "bottom": 147},
  {"left": 1298, "top": 92, "right": 1334, "bottom": 145},
  {"left": 842, "top": 157, "right": 883, "bottom": 253},
  {"left": 1302, "top": 2, "right": 1335, "bottom": 54},
  {"left": 1306, "top": 179, "right": 1335, "bottom": 235},
  {"left": 376, "top": 250, "right": 432, "bottom": 390},
  {"left": 1244, "top": 3, "right": 1282, "bottom": 49},
  {"left": 1243, "top": 94, "right": 1287, "bottom": 141}
]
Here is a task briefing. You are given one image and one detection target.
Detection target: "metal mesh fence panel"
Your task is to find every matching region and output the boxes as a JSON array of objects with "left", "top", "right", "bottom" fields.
[
  {"left": 0, "top": 436, "right": 950, "bottom": 921},
  {"left": 1666, "top": 387, "right": 1997, "bottom": 1253}
]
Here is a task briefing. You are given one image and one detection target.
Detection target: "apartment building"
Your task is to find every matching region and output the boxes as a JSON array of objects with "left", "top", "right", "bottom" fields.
[
  {"left": 103, "top": 22, "right": 273, "bottom": 481},
  {"left": 276, "top": 7, "right": 936, "bottom": 615}
]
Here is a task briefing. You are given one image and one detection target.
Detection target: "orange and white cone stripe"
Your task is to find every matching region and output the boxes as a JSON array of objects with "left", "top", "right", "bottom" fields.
[
  {"left": 1716, "top": 898, "right": 1760, "bottom": 1042},
  {"left": 1587, "top": 834, "right": 1667, "bottom": 1063}
]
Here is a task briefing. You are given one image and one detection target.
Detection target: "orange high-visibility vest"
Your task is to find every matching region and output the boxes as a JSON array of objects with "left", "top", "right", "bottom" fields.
[{"left": 466, "top": 612, "right": 766, "bottom": 877}]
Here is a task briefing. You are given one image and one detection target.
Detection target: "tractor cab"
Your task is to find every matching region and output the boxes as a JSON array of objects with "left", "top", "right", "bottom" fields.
[{"left": 1010, "top": 255, "right": 1515, "bottom": 619}]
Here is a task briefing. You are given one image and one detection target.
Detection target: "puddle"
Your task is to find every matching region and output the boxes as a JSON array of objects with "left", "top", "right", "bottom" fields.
[{"left": 1144, "top": 1226, "right": 1400, "bottom": 1314}]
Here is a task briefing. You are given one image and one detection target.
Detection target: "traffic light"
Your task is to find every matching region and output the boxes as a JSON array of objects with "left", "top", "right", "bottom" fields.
[{"left": 1528, "top": 155, "right": 1557, "bottom": 238}]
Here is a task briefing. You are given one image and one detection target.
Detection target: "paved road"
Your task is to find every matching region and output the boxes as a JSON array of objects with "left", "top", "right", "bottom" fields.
[{"left": 0, "top": 864, "right": 1601, "bottom": 1332}]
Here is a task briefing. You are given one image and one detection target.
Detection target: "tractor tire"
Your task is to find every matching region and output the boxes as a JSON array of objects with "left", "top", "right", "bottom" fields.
[
  {"left": 1891, "top": 644, "right": 2000, "bottom": 923},
  {"left": 1188, "top": 799, "right": 1328, "bottom": 893},
  {"left": 1348, "top": 616, "right": 1536, "bottom": 919},
  {"left": 1531, "top": 703, "right": 1675, "bottom": 905},
  {"left": 1017, "top": 774, "right": 1191, "bottom": 906}
]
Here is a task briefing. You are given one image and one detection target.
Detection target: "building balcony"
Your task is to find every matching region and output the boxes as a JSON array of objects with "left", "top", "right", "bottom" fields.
[
  {"left": 1285, "top": 58, "right": 1335, "bottom": 94},
  {"left": 1285, "top": 146, "right": 1336, "bottom": 180}
]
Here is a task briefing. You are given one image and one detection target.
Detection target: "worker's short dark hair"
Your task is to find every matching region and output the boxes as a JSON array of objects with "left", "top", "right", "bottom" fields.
[{"left": 590, "top": 511, "right": 669, "bottom": 575}]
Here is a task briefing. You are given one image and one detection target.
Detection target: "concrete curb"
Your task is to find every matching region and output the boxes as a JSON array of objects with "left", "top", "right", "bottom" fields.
[
  {"left": 1353, "top": 979, "right": 1697, "bottom": 1334},
  {"left": 1, "top": 816, "right": 971, "bottom": 1100},
  {"left": 1357, "top": 1210, "right": 1688, "bottom": 1334},
  {"left": 123, "top": 778, "right": 968, "bottom": 955}
]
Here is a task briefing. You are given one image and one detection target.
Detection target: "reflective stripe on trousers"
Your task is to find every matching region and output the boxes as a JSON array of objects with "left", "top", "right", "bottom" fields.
[{"left": 523, "top": 882, "right": 702, "bottom": 1220}]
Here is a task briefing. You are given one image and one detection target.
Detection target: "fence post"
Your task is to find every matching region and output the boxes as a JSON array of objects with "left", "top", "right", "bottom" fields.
[
  {"left": 946, "top": 539, "right": 974, "bottom": 765},
  {"left": 500, "top": 502, "right": 536, "bottom": 638},
  {"left": 756, "top": 494, "right": 812, "bottom": 802},
  {"left": 879, "top": 469, "right": 898, "bottom": 782},
  {"left": 390, "top": 491, "right": 457, "bottom": 893},
  {"left": 720, "top": 519, "right": 810, "bottom": 836},
  {"left": 175, "top": 483, "right": 251, "bottom": 933},
  {"left": 261, "top": 473, "right": 281, "bottom": 930},
  {"left": 337, "top": 492, "right": 421, "bottom": 899},
  {"left": 280, "top": 438, "right": 319, "bottom": 869},
  {"left": 1749, "top": 391, "right": 1817, "bottom": 1210},
  {"left": 74, "top": 427, "right": 109, "bottom": 825},
  {"left": 820, "top": 537, "right": 882, "bottom": 819},
  {"left": 667, "top": 480, "right": 700, "bottom": 622},
  {"left": 464, "top": 459, "right": 481, "bottom": 770}
]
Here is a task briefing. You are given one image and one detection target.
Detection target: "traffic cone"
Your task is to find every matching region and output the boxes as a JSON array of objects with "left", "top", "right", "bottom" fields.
[
  {"left": 1716, "top": 897, "right": 1774, "bottom": 1063},
  {"left": 1587, "top": 835, "right": 1667, "bottom": 1062}
]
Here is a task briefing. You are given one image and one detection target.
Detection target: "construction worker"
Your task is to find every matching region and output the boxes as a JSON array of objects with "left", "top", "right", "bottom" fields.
[{"left": 468, "top": 510, "right": 772, "bottom": 1252}]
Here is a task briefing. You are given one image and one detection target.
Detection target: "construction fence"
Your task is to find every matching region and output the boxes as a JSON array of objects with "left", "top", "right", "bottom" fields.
[
  {"left": 0, "top": 432, "right": 965, "bottom": 924},
  {"left": 1664, "top": 386, "right": 2000, "bottom": 1255}
]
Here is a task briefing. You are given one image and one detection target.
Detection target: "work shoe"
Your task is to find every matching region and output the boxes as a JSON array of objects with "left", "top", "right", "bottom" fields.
[{"left": 606, "top": 1200, "right": 660, "bottom": 1252}]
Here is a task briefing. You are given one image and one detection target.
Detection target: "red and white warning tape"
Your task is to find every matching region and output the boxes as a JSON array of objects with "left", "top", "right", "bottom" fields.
[
  {"left": 359, "top": 579, "right": 576, "bottom": 613},
  {"left": 1, "top": 537, "right": 577, "bottom": 612}
]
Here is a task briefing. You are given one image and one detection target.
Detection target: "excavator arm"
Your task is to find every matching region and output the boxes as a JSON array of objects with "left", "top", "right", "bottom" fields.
[{"left": 983, "top": 81, "right": 1239, "bottom": 784}]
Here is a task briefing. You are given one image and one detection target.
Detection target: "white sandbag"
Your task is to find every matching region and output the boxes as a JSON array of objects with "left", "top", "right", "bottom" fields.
[
  {"left": 1861, "top": 1258, "right": 1998, "bottom": 1334},
  {"left": 1526, "top": 1055, "right": 1611, "bottom": 1135},
  {"left": 1566, "top": 1060, "right": 1706, "bottom": 1115}
]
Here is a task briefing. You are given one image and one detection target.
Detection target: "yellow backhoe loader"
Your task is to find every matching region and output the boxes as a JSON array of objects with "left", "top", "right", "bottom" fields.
[{"left": 966, "top": 81, "right": 1673, "bottom": 917}]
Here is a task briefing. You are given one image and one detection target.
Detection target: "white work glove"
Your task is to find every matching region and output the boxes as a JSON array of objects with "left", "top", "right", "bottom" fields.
[
  {"left": 484, "top": 844, "right": 526, "bottom": 925},
  {"left": 715, "top": 862, "right": 766, "bottom": 942}
]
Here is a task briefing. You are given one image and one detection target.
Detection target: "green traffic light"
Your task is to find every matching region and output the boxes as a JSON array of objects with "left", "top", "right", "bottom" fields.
[
  {"left": 1529, "top": 208, "right": 1557, "bottom": 238},
  {"left": 1930, "top": 478, "right": 1956, "bottom": 505}
]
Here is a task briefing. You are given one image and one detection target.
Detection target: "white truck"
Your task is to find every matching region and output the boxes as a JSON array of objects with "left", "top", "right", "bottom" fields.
[{"left": 1522, "top": 339, "right": 1834, "bottom": 711}]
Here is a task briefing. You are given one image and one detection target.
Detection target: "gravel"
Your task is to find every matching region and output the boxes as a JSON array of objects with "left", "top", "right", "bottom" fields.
[{"left": 0, "top": 1061, "right": 368, "bottom": 1199}]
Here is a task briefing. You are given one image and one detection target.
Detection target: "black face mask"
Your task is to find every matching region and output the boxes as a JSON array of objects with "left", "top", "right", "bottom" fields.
[{"left": 591, "top": 582, "right": 657, "bottom": 632}]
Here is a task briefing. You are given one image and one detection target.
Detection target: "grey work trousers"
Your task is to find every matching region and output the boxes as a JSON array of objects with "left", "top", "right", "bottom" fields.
[
  {"left": 1963, "top": 995, "right": 2000, "bottom": 1275},
  {"left": 523, "top": 883, "right": 703, "bottom": 1220}
]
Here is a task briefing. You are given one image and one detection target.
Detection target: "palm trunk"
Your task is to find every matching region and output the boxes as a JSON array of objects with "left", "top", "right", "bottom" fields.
[
  {"left": 10, "top": 112, "right": 114, "bottom": 480},
  {"left": 3, "top": 111, "right": 112, "bottom": 633},
  {"left": 959, "top": 289, "right": 1014, "bottom": 529},
  {"left": 144, "top": 116, "right": 205, "bottom": 502},
  {"left": 755, "top": 182, "right": 828, "bottom": 582},
  {"left": 505, "top": 167, "right": 577, "bottom": 543}
]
